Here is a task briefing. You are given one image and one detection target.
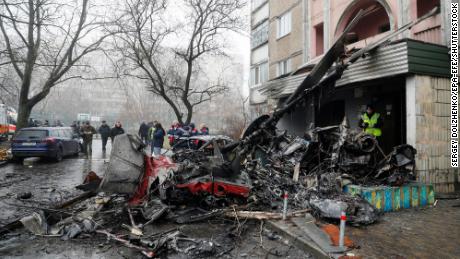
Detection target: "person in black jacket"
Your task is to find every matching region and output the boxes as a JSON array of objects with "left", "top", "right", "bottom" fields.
[
  {"left": 110, "top": 121, "right": 125, "bottom": 143},
  {"left": 98, "top": 120, "right": 111, "bottom": 152},
  {"left": 151, "top": 122, "right": 165, "bottom": 156},
  {"left": 138, "top": 122, "right": 149, "bottom": 144}
]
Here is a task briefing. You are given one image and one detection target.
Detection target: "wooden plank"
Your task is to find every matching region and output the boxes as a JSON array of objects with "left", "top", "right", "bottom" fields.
[
  {"left": 420, "top": 186, "right": 427, "bottom": 206},
  {"left": 403, "top": 186, "right": 411, "bottom": 209},
  {"left": 428, "top": 185, "right": 435, "bottom": 204},
  {"left": 394, "top": 187, "right": 401, "bottom": 211},
  {"left": 411, "top": 186, "right": 419, "bottom": 207},
  {"left": 384, "top": 188, "right": 393, "bottom": 212},
  {"left": 375, "top": 189, "right": 382, "bottom": 210}
]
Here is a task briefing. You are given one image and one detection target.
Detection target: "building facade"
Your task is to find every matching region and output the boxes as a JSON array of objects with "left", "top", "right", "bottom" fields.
[{"left": 249, "top": 0, "right": 458, "bottom": 193}]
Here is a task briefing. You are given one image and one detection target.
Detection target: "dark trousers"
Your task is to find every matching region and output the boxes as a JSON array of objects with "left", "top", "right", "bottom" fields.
[
  {"left": 82, "top": 139, "right": 93, "bottom": 156},
  {"left": 101, "top": 136, "right": 109, "bottom": 151}
]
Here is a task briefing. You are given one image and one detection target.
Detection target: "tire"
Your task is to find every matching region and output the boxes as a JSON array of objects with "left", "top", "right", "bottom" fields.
[{"left": 54, "top": 148, "right": 63, "bottom": 162}]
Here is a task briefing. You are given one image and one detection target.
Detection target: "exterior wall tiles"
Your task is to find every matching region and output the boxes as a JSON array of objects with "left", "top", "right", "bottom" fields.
[{"left": 414, "top": 75, "right": 457, "bottom": 193}]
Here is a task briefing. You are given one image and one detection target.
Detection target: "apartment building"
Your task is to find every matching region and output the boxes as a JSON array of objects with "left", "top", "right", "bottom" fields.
[{"left": 249, "top": 0, "right": 457, "bottom": 193}]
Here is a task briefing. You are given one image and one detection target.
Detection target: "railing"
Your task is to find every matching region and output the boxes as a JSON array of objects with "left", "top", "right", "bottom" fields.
[{"left": 413, "top": 26, "right": 442, "bottom": 45}]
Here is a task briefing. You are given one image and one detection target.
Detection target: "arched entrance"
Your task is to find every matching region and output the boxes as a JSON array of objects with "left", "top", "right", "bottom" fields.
[{"left": 335, "top": 0, "right": 393, "bottom": 44}]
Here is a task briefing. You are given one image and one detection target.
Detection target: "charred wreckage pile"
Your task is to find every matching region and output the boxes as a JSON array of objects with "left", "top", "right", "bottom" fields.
[
  {"left": 6, "top": 125, "right": 416, "bottom": 258},
  {"left": 1, "top": 7, "right": 437, "bottom": 258},
  {"left": 3, "top": 128, "right": 416, "bottom": 258}
]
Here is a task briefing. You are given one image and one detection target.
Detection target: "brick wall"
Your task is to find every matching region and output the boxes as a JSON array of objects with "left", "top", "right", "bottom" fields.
[{"left": 414, "top": 75, "right": 459, "bottom": 193}]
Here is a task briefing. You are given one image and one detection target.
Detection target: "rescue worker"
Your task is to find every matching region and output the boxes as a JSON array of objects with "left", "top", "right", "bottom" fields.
[
  {"left": 98, "top": 120, "right": 111, "bottom": 152},
  {"left": 110, "top": 121, "right": 125, "bottom": 143},
  {"left": 80, "top": 121, "right": 97, "bottom": 157},
  {"left": 199, "top": 123, "right": 209, "bottom": 135},
  {"left": 181, "top": 124, "right": 191, "bottom": 137},
  {"left": 359, "top": 104, "right": 383, "bottom": 140},
  {"left": 167, "top": 121, "right": 180, "bottom": 146},
  {"left": 189, "top": 123, "right": 198, "bottom": 136}
]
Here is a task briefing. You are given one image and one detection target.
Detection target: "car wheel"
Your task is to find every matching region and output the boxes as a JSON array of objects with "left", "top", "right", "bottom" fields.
[{"left": 55, "top": 148, "right": 63, "bottom": 162}]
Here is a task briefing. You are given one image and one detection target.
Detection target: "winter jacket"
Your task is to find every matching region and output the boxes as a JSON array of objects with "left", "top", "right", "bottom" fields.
[
  {"left": 98, "top": 125, "right": 111, "bottom": 138},
  {"left": 167, "top": 127, "right": 177, "bottom": 145},
  {"left": 190, "top": 128, "right": 198, "bottom": 136},
  {"left": 152, "top": 128, "right": 165, "bottom": 148},
  {"left": 138, "top": 123, "right": 149, "bottom": 137},
  {"left": 80, "top": 125, "right": 97, "bottom": 142},
  {"left": 110, "top": 126, "right": 125, "bottom": 141},
  {"left": 200, "top": 127, "right": 209, "bottom": 135}
]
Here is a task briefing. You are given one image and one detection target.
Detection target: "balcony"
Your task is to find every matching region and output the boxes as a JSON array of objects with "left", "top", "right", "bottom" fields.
[{"left": 411, "top": 13, "right": 442, "bottom": 45}]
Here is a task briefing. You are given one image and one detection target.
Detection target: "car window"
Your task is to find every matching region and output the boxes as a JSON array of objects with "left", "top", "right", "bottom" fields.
[
  {"left": 51, "top": 129, "right": 59, "bottom": 137},
  {"left": 66, "top": 129, "right": 73, "bottom": 138},
  {"left": 64, "top": 129, "right": 72, "bottom": 138},
  {"left": 16, "top": 130, "right": 48, "bottom": 139},
  {"left": 57, "top": 129, "right": 64, "bottom": 138}
]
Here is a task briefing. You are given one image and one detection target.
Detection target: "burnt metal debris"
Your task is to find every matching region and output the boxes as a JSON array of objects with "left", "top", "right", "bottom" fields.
[{"left": 0, "top": 8, "right": 439, "bottom": 258}]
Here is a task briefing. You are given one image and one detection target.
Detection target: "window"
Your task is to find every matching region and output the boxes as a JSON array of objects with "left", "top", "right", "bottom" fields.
[
  {"left": 277, "top": 11, "right": 291, "bottom": 39},
  {"left": 417, "top": 0, "right": 440, "bottom": 18},
  {"left": 314, "top": 23, "right": 324, "bottom": 56},
  {"left": 16, "top": 130, "right": 47, "bottom": 139},
  {"left": 59, "top": 129, "right": 68, "bottom": 138},
  {"left": 251, "top": 0, "right": 267, "bottom": 11},
  {"left": 336, "top": 1, "right": 391, "bottom": 43},
  {"left": 276, "top": 58, "right": 291, "bottom": 77},
  {"left": 251, "top": 21, "right": 269, "bottom": 49},
  {"left": 50, "top": 130, "right": 59, "bottom": 137},
  {"left": 250, "top": 62, "right": 268, "bottom": 86}
]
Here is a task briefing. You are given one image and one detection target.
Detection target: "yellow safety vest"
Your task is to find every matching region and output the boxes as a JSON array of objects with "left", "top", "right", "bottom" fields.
[{"left": 362, "top": 113, "right": 382, "bottom": 137}]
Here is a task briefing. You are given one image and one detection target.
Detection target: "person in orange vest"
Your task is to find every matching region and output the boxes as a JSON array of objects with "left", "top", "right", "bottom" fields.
[{"left": 359, "top": 104, "right": 383, "bottom": 140}]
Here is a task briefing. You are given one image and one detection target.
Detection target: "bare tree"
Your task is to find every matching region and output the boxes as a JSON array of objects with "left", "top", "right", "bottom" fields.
[
  {"left": 0, "top": 0, "right": 114, "bottom": 129},
  {"left": 114, "top": 0, "right": 246, "bottom": 125}
]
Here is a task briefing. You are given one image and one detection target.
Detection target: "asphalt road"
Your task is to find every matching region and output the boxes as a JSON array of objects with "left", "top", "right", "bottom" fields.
[{"left": 0, "top": 139, "right": 110, "bottom": 224}]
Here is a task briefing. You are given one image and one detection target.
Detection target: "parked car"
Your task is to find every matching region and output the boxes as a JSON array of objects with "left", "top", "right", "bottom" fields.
[{"left": 11, "top": 127, "right": 80, "bottom": 162}]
